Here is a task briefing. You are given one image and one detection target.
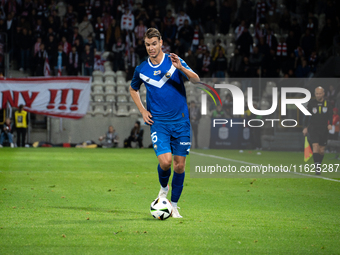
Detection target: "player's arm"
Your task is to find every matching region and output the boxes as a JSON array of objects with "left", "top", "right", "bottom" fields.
[
  {"left": 169, "top": 53, "right": 200, "bottom": 83},
  {"left": 129, "top": 86, "right": 154, "bottom": 125}
]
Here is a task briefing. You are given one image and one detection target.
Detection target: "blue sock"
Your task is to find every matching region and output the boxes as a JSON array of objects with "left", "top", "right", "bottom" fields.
[
  {"left": 158, "top": 164, "right": 171, "bottom": 188},
  {"left": 171, "top": 171, "right": 185, "bottom": 203}
]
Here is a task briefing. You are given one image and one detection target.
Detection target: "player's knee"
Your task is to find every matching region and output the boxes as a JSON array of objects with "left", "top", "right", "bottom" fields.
[
  {"left": 159, "top": 160, "right": 172, "bottom": 170},
  {"left": 174, "top": 162, "right": 185, "bottom": 172}
]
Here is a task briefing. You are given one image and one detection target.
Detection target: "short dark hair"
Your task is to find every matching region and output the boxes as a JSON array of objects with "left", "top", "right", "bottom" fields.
[{"left": 144, "top": 28, "right": 162, "bottom": 41}]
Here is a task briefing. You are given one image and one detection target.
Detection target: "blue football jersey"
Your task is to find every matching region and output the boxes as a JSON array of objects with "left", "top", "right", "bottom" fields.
[{"left": 130, "top": 53, "right": 195, "bottom": 123}]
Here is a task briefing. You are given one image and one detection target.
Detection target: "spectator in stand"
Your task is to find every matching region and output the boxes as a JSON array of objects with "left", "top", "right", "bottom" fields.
[
  {"left": 102, "top": 11, "right": 112, "bottom": 31},
  {"left": 92, "top": 0, "right": 102, "bottom": 20},
  {"left": 212, "top": 49, "right": 228, "bottom": 78},
  {"left": 183, "top": 49, "right": 196, "bottom": 72},
  {"left": 236, "top": 26, "right": 253, "bottom": 57},
  {"left": 318, "top": 18, "right": 336, "bottom": 50},
  {"left": 173, "top": 38, "right": 185, "bottom": 57},
  {"left": 212, "top": 105, "right": 225, "bottom": 118},
  {"left": 257, "top": 36, "right": 270, "bottom": 58},
  {"left": 68, "top": 45, "right": 80, "bottom": 75},
  {"left": 240, "top": 56, "right": 251, "bottom": 78},
  {"left": 106, "top": 19, "right": 121, "bottom": 50},
  {"left": 70, "top": 27, "right": 84, "bottom": 50},
  {"left": 33, "top": 37, "right": 42, "bottom": 56},
  {"left": 326, "top": 85, "right": 337, "bottom": 108},
  {"left": 191, "top": 24, "right": 203, "bottom": 53},
  {"left": 134, "top": 19, "right": 147, "bottom": 41},
  {"left": 65, "top": 5, "right": 77, "bottom": 27},
  {"left": 82, "top": 44, "right": 94, "bottom": 76},
  {"left": 281, "top": 52, "right": 296, "bottom": 76},
  {"left": 33, "top": 18, "right": 44, "bottom": 40},
  {"left": 112, "top": 37, "right": 125, "bottom": 71},
  {"left": 279, "top": 9, "right": 291, "bottom": 33},
  {"left": 301, "top": 29, "right": 316, "bottom": 59},
  {"left": 46, "top": 15, "right": 59, "bottom": 33},
  {"left": 121, "top": 7, "right": 135, "bottom": 32},
  {"left": 153, "top": 9, "right": 162, "bottom": 30},
  {"left": 238, "top": 0, "right": 252, "bottom": 23},
  {"left": 235, "top": 20, "right": 246, "bottom": 40},
  {"left": 249, "top": 46, "right": 263, "bottom": 77},
  {"left": 200, "top": 50, "right": 211, "bottom": 77},
  {"left": 19, "top": 28, "right": 32, "bottom": 72},
  {"left": 219, "top": 0, "right": 232, "bottom": 35},
  {"left": 60, "top": 21, "right": 72, "bottom": 42},
  {"left": 308, "top": 50, "right": 318, "bottom": 76},
  {"left": 135, "top": 7, "right": 149, "bottom": 26},
  {"left": 290, "top": 18, "right": 302, "bottom": 42},
  {"left": 79, "top": 15, "right": 94, "bottom": 44},
  {"left": 135, "top": 39, "right": 148, "bottom": 63},
  {"left": 87, "top": 35, "right": 96, "bottom": 53},
  {"left": 263, "top": 49, "right": 280, "bottom": 77},
  {"left": 176, "top": 9, "right": 191, "bottom": 31},
  {"left": 5, "top": 0, "right": 19, "bottom": 16},
  {"left": 204, "top": 0, "right": 217, "bottom": 34},
  {"left": 265, "top": 28, "right": 278, "bottom": 51},
  {"left": 59, "top": 36, "right": 71, "bottom": 56},
  {"left": 125, "top": 46, "right": 139, "bottom": 81},
  {"left": 295, "top": 57, "right": 310, "bottom": 78},
  {"left": 211, "top": 39, "right": 226, "bottom": 62},
  {"left": 178, "top": 19, "right": 194, "bottom": 53},
  {"left": 94, "top": 16, "right": 105, "bottom": 52},
  {"left": 162, "top": 40, "right": 171, "bottom": 54},
  {"left": 45, "top": 34, "right": 57, "bottom": 67},
  {"left": 102, "top": 0, "right": 113, "bottom": 18},
  {"left": 53, "top": 44, "right": 68, "bottom": 76},
  {"left": 286, "top": 30, "right": 299, "bottom": 56},
  {"left": 34, "top": 43, "right": 47, "bottom": 76},
  {"left": 124, "top": 29, "right": 136, "bottom": 57},
  {"left": 163, "top": 23, "right": 177, "bottom": 47},
  {"left": 21, "top": 0, "right": 33, "bottom": 17}
]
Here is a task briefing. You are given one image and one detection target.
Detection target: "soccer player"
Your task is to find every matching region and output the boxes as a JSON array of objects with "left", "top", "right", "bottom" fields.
[
  {"left": 129, "top": 28, "right": 199, "bottom": 218},
  {"left": 303, "top": 86, "right": 332, "bottom": 174}
]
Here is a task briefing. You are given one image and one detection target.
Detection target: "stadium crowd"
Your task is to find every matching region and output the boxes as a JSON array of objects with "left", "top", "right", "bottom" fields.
[{"left": 1, "top": 0, "right": 339, "bottom": 78}]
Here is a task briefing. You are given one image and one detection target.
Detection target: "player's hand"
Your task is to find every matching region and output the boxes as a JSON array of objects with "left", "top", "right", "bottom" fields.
[
  {"left": 328, "top": 124, "right": 332, "bottom": 130},
  {"left": 302, "top": 127, "right": 308, "bottom": 136},
  {"left": 169, "top": 53, "right": 183, "bottom": 71},
  {"left": 142, "top": 109, "right": 154, "bottom": 125}
]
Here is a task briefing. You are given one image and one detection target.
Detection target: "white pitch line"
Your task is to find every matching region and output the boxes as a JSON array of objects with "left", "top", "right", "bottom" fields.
[{"left": 191, "top": 151, "right": 340, "bottom": 183}]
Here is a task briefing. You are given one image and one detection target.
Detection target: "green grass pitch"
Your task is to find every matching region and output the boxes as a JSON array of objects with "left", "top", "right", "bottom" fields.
[{"left": 1, "top": 148, "right": 340, "bottom": 254}]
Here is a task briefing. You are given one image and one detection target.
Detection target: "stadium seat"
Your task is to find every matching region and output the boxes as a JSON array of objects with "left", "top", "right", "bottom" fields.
[
  {"left": 126, "top": 80, "right": 132, "bottom": 86},
  {"left": 263, "top": 81, "right": 277, "bottom": 98},
  {"left": 92, "top": 103, "right": 106, "bottom": 116},
  {"left": 204, "top": 33, "right": 214, "bottom": 45},
  {"left": 226, "top": 33, "right": 235, "bottom": 43},
  {"left": 116, "top": 77, "right": 126, "bottom": 85},
  {"left": 187, "top": 95, "right": 197, "bottom": 103},
  {"left": 105, "top": 94, "right": 116, "bottom": 103},
  {"left": 117, "top": 85, "right": 127, "bottom": 95},
  {"left": 92, "top": 70, "right": 103, "bottom": 83},
  {"left": 215, "top": 33, "right": 224, "bottom": 43},
  {"left": 117, "top": 95, "right": 128, "bottom": 103},
  {"left": 104, "top": 60, "right": 112, "bottom": 72},
  {"left": 260, "top": 99, "right": 270, "bottom": 110},
  {"left": 57, "top": 2, "right": 66, "bottom": 17},
  {"left": 116, "top": 104, "right": 130, "bottom": 116},
  {"left": 105, "top": 102, "right": 117, "bottom": 115},
  {"left": 92, "top": 82, "right": 104, "bottom": 93},
  {"left": 104, "top": 70, "right": 116, "bottom": 83},
  {"left": 206, "top": 43, "right": 213, "bottom": 52},
  {"left": 104, "top": 84, "right": 115, "bottom": 94},
  {"left": 116, "top": 70, "right": 126, "bottom": 79},
  {"left": 92, "top": 93, "right": 104, "bottom": 102},
  {"left": 129, "top": 104, "right": 140, "bottom": 116}
]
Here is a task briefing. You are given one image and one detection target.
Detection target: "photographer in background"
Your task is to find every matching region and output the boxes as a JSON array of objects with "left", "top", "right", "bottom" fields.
[
  {"left": 98, "top": 125, "right": 119, "bottom": 148},
  {"left": 0, "top": 118, "right": 14, "bottom": 148}
]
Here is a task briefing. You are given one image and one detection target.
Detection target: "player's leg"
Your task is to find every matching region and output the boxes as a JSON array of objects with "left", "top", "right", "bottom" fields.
[
  {"left": 157, "top": 152, "right": 172, "bottom": 198},
  {"left": 151, "top": 123, "right": 172, "bottom": 198},
  {"left": 170, "top": 121, "right": 191, "bottom": 218}
]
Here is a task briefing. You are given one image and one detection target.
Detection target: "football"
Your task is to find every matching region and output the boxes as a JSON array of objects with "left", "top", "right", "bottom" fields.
[{"left": 150, "top": 197, "right": 172, "bottom": 220}]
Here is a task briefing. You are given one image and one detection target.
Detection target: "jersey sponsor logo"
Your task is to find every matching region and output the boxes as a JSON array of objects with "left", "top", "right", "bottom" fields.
[
  {"left": 323, "top": 107, "right": 327, "bottom": 113},
  {"left": 165, "top": 72, "right": 171, "bottom": 78},
  {"left": 153, "top": 70, "right": 161, "bottom": 75},
  {"left": 312, "top": 107, "right": 317, "bottom": 114},
  {"left": 180, "top": 142, "right": 191, "bottom": 145}
]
